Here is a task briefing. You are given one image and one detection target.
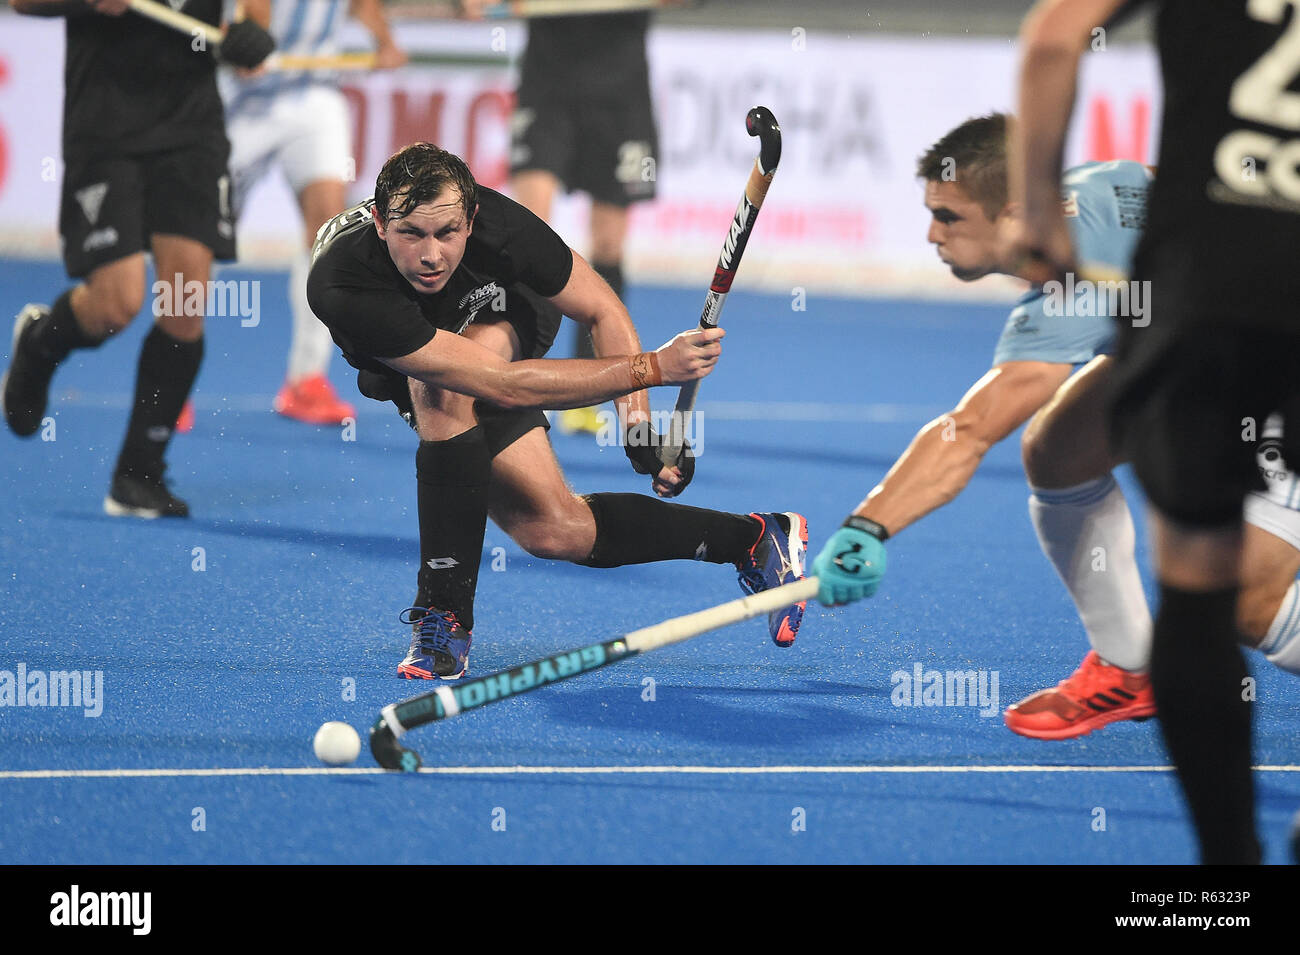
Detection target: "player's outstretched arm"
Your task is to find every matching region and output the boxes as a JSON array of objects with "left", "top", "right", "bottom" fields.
[
  {"left": 380, "top": 322, "right": 723, "bottom": 412},
  {"left": 811, "top": 360, "right": 1070, "bottom": 606},
  {"left": 1007, "top": 0, "right": 1130, "bottom": 283}
]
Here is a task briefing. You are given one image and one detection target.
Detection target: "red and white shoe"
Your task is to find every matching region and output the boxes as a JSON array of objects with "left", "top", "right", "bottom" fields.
[
  {"left": 273, "top": 374, "right": 356, "bottom": 425},
  {"left": 1004, "top": 650, "right": 1156, "bottom": 740}
]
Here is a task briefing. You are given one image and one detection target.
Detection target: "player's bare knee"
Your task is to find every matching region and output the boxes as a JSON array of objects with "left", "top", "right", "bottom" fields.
[
  {"left": 77, "top": 281, "right": 144, "bottom": 336},
  {"left": 513, "top": 520, "right": 578, "bottom": 561},
  {"left": 1022, "top": 418, "right": 1099, "bottom": 489},
  {"left": 1021, "top": 425, "right": 1068, "bottom": 487},
  {"left": 410, "top": 381, "right": 475, "bottom": 441},
  {"left": 1235, "top": 585, "right": 1276, "bottom": 648},
  {"left": 512, "top": 499, "right": 591, "bottom": 561}
]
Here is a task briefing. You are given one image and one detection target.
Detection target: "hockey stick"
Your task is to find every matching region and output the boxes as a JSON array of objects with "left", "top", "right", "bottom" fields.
[
  {"left": 369, "top": 575, "right": 819, "bottom": 771},
  {"left": 128, "top": 0, "right": 223, "bottom": 45},
  {"left": 657, "top": 106, "right": 781, "bottom": 470},
  {"left": 389, "top": 0, "right": 697, "bottom": 19},
  {"left": 473, "top": 0, "right": 692, "bottom": 16},
  {"left": 269, "top": 52, "right": 379, "bottom": 71},
  {"left": 130, "top": 0, "right": 372, "bottom": 72}
]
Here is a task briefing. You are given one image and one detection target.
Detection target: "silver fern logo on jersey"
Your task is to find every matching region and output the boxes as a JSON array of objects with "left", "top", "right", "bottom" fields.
[{"left": 455, "top": 283, "right": 506, "bottom": 332}]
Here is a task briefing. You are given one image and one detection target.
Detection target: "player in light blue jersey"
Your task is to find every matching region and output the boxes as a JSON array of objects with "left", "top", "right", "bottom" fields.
[
  {"left": 222, "top": 0, "right": 405, "bottom": 425},
  {"left": 809, "top": 114, "right": 1300, "bottom": 739}
]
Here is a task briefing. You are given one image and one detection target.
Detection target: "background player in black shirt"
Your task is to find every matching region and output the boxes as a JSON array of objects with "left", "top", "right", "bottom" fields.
[
  {"left": 308, "top": 142, "right": 809, "bottom": 680},
  {"left": 2, "top": 0, "right": 273, "bottom": 516},
  {"left": 466, "top": 3, "right": 658, "bottom": 435},
  {"left": 1008, "top": 0, "right": 1300, "bottom": 863}
]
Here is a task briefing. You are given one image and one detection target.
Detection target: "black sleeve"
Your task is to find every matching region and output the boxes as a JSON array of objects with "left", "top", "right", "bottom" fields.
[
  {"left": 472, "top": 188, "right": 574, "bottom": 298},
  {"left": 306, "top": 260, "right": 437, "bottom": 362}
]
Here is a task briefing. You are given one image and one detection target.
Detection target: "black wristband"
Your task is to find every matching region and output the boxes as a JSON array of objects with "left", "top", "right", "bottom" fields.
[
  {"left": 624, "top": 421, "right": 695, "bottom": 494},
  {"left": 844, "top": 514, "right": 889, "bottom": 541}
]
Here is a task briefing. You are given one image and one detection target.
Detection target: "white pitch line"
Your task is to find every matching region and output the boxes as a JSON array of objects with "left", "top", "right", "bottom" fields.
[{"left": 1, "top": 764, "right": 1298, "bottom": 780}]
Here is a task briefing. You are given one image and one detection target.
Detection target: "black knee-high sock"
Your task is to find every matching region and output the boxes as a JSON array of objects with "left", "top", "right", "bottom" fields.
[
  {"left": 415, "top": 429, "right": 493, "bottom": 632},
  {"left": 574, "top": 261, "right": 625, "bottom": 359},
  {"left": 30, "top": 290, "right": 101, "bottom": 364},
  {"left": 1151, "top": 583, "right": 1260, "bottom": 864},
  {"left": 579, "top": 493, "right": 760, "bottom": 568},
  {"left": 114, "top": 325, "right": 203, "bottom": 480}
]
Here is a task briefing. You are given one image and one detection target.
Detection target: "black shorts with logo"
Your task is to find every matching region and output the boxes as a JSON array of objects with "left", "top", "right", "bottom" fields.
[
  {"left": 1109, "top": 312, "right": 1300, "bottom": 528},
  {"left": 511, "top": 81, "right": 658, "bottom": 208},
  {"left": 59, "top": 135, "right": 236, "bottom": 279}
]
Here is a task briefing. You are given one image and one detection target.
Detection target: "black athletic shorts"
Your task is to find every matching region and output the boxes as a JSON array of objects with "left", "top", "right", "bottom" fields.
[
  {"left": 1109, "top": 316, "right": 1300, "bottom": 528},
  {"left": 59, "top": 135, "right": 236, "bottom": 278},
  {"left": 511, "top": 81, "right": 658, "bottom": 207}
]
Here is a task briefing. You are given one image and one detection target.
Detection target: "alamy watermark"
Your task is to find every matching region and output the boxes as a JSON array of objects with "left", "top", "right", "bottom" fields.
[
  {"left": 0, "top": 663, "right": 103, "bottom": 717},
  {"left": 594, "top": 409, "right": 705, "bottom": 456},
  {"left": 50, "top": 886, "right": 150, "bottom": 935},
  {"left": 891, "top": 663, "right": 1000, "bottom": 717},
  {"left": 1041, "top": 272, "right": 1151, "bottom": 327},
  {"left": 152, "top": 273, "right": 261, "bottom": 327}
]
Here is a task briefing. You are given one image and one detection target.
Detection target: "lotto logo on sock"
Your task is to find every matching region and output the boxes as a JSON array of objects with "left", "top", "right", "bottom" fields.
[
  {"left": 152, "top": 273, "right": 261, "bottom": 327},
  {"left": 890, "top": 663, "right": 1000, "bottom": 717},
  {"left": 0, "top": 663, "right": 104, "bottom": 717}
]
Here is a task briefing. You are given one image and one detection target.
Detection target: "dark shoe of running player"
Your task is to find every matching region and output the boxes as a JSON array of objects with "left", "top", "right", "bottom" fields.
[
  {"left": 736, "top": 511, "right": 809, "bottom": 647},
  {"left": 104, "top": 469, "right": 191, "bottom": 519},
  {"left": 397, "top": 607, "right": 472, "bottom": 679},
  {"left": 1004, "top": 650, "right": 1156, "bottom": 739},
  {"left": 3, "top": 303, "right": 58, "bottom": 438}
]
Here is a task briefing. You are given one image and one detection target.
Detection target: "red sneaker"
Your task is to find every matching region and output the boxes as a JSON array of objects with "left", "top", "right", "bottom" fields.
[
  {"left": 1004, "top": 650, "right": 1156, "bottom": 740},
  {"left": 273, "top": 374, "right": 356, "bottom": 425},
  {"left": 175, "top": 399, "right": 195, "bottom": 434}
]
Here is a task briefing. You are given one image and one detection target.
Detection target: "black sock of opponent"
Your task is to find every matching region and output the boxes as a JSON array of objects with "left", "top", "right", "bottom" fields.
[
  {"left": 31, "top": 290, "right": 101, "bottom": 364},
  {"left": 574, "top": 261, "right": 625, "bottom": 360},
  {"left": 1151, "top": 583, "right": 1260, "bottom": 864},
  {"left": 578, "top": 493, "right": 760, "bottom": 568},
  {"left": 415, "top": 428, "right": 493, "bottom": 632},
  {"left": 592, "top": 261, "right": 625, "bottom": 302},
  {"left": 114, "top": 325, "right": 203, "bottom": 480}
]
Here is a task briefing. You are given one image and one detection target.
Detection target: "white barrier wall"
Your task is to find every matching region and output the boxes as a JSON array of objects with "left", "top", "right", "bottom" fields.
[{"left": 0, "top": 15, "right": 1160, "bottom": 299}]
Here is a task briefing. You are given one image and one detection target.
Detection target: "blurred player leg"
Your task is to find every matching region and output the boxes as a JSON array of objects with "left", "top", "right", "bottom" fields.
[
  {"left": 273, "top": 176, "right": 356, "bottom": 425},
  {"left": 566, "top": 199, "right": 631, "bottom": 433},
  {"left": 1113, "top": 326, "right": 1281, "bottom": 865},
  {"left": 4, "top": 253, "right": 143, "bottom": 438},
  {"left": 1005, "top": 356, "right": 1155, "bottom": 738},
  {"left": 1239, "top": 421, "right": 1300, "bottom": 674},
  {"left": 225, "top": 77, "right": 356, "bottom": 427},
  {"left": 511, "top": 169, "right": 558, "bottom": 221},
  {"left": 1149, "top": 514, "right": 1257, "bottom": 863},
  {"left": 1239, "top": 522, "right": 1300, "bottom": 671},
  {"left": 105, "top": 235, "right": 210, "bottom": 519}
]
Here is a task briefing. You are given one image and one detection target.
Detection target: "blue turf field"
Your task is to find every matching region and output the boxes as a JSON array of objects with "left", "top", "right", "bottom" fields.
[{"left": 1, "top": 259, "right": 1296, "bottom": 864}]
